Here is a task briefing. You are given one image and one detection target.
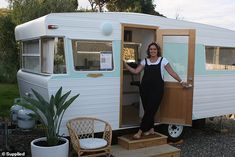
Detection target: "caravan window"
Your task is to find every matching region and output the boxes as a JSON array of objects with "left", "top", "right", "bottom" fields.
[
  {"left": 205, "top": 46, "right": 235, "bottom": 70},
  {"left": 21, "top": 37, "right": 66, "bottom": 74},
  {"left": 22, "top": 40, "right": 40, "bottom": 73},
  {"left": 72, "top": 40, "right": 113, "bottom": 71}
]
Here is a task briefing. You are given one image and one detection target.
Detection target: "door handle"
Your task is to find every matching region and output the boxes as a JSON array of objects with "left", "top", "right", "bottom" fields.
[
  {"left": 188, "top": 77, "right": 193, "bottom": 81},
  {"left": 184, "top": 83, "right": 193, "bottom": 88}
]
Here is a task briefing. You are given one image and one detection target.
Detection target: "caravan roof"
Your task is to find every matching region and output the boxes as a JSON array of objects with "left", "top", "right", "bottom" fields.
[{"left": 15, "top": 12, "right": 235, "bottom": 47}]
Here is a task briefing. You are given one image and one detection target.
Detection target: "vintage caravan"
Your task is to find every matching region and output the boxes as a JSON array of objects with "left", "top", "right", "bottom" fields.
[{"left": 15, "top": 12, "right": 235, "bottom": 141}]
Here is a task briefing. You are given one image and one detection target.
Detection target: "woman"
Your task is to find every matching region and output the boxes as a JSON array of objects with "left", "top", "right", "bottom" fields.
[{"left": 123, "top": 42, "right": 188, "bottom": 139}]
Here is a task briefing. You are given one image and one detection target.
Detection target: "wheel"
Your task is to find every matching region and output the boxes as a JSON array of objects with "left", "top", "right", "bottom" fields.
[{"left": 161, "top": 124, "right": 184, "bottom": 142}]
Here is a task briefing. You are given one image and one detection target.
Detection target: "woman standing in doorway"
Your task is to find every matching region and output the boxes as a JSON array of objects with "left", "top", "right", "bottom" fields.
[{"left": 123, "top": 42, "right": 188, "bottom": 139}]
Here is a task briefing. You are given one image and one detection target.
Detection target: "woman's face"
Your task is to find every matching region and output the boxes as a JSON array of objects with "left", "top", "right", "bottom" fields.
[{"left": 149, "top": 45, "right": 158, "bottom": 57}]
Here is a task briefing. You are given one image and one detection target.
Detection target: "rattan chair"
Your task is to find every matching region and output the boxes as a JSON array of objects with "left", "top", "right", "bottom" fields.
[{"left": 66, "top": 117, "right": 112, "bottom": 157}]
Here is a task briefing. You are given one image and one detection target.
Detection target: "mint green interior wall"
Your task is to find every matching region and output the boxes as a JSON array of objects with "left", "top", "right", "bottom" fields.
[{"left": 51, "top": 39, "right": 121, "bottom": 79}]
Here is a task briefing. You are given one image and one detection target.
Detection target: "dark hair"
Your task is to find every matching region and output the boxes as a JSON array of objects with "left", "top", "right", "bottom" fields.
[{"left": 146, "top": 42, "right": 161, "bottom": 58}]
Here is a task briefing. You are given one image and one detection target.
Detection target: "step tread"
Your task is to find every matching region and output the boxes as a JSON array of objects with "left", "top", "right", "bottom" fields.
[
  {"left": 111, "top": 144, "right": 180, "bottom": 157},
  {"left": 118, "top": 132, "right": 168, "bottom": 150},
  {"left": 118, "top": 132, "right": 167, "bottom": 143}
]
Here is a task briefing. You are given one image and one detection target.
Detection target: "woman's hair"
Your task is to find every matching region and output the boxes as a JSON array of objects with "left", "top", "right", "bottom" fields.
[{"left": 146, "top": 42, "right": 161, "bottom": 58}]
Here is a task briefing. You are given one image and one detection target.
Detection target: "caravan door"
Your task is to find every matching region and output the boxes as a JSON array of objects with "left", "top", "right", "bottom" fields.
[{"left": 156, "top": 29, "right": 196, "bottom": 126}]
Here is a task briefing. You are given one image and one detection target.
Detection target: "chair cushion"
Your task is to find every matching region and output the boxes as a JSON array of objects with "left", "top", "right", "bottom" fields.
[{"left": 79, "top": 138, "right": 108, "bottom": 149}]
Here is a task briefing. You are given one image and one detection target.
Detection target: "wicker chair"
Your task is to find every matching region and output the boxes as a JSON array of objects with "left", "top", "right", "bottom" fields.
[{"left": 66, "top": 117, "right": 112, "bottom": 157}]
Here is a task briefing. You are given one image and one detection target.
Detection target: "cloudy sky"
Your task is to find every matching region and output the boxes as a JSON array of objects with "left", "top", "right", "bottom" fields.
[
  {"left": 1, "top": 0, "right": 234, "bottom": 31},
  {"left": 0, "top": 0, "right": 8, "bottom": 8},
  {"left": 78, "top": 0, "right": 235, "bottom": 31},
  {"left": 154, "top": 0, "right": 235, "bottom": 31}
]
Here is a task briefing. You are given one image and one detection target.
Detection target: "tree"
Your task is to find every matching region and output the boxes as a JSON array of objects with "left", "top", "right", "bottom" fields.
[
  {"left": 88, "top": 0, "right": 110, "bottom": 12},
  {"left": 106, "top": 0, "right": 141, "bottom": 12},
  {"left": 106, "top": 0, "right": 165, "bottom": 16},
  {"left": 0, "top": 0, "right": 78, "bottom": 83},
  {"left": 8, "top": 0, "right": 78, "bottom": 24},
  {"left": 141, "top": 0, "right": 161, "bottom": 16},
  {"left": 175, "top": 8, "right": 184, "bottom": 20},
  {"left": 0, "top": 8, "right": 11, "bottom": 16},
  {"left": 0, "top": 14, "right": 19, "bottom": 83}
]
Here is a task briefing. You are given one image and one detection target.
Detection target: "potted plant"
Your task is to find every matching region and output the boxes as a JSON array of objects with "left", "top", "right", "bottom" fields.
[{"left": 18, "top": 87, "right": 79, "bottom": 157}]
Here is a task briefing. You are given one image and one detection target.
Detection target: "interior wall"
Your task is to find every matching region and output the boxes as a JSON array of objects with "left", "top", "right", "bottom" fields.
[
  {"left": 131, "top": 28, "right": 155, "bottom": 60},
  {"left": 122, "top": 28, "right": 155, "bottom": 107}
]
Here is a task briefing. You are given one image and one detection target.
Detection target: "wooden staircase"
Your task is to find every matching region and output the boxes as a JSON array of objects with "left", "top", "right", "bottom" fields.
[{"left": 111, "top": 132, "right": 180, "bottom": 157}]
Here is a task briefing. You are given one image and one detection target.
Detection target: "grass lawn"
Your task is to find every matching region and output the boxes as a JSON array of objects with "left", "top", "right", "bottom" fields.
[{"left": 0, "top": 83, "right": 19, "bottom": 118}]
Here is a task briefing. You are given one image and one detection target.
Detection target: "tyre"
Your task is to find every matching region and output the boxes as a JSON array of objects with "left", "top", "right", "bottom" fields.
[{"left": 161, "top": 124, "right": 184, "bottom": 142}]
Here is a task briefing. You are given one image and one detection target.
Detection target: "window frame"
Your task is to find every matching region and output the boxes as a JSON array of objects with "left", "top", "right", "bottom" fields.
[
  {"left": 71, "top": 39, "right": 115, "bottom": 72},
  {"left": 21, "top": 38, "right": 41, "bottom": 74},
  {"left": 205, "top": 45, "right": 235, "bottom": 71},
  {"left": 20, "top": 36, "right": 66, "bottom": 75}
]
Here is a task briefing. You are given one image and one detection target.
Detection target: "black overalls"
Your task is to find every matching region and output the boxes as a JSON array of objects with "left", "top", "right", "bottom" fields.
[{"left": 139, "top": 57, "right": 164, "bottom": 132}]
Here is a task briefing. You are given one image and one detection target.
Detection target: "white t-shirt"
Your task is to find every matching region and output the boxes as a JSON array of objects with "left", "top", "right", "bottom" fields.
[{"left": 140, "top": 57, "right": 169, "bottom": 79}]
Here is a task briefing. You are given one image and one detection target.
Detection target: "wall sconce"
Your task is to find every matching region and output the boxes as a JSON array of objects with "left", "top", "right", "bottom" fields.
[{"left": 101, "top": 22, "right": 113, "bottom": 36}]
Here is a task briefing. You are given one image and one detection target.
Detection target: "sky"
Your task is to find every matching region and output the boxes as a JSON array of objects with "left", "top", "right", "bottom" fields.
[
  {"left": 154, "top": 0, "right": 235, "bottom": 31},
  {"left": 78, "top": 0, "right": 235, "bottom": 31},
  {"left": 1, "top": 0, "right": 234, "bottom": 31},
  {"left": 0, "top": 0, "right": 8, "bottom": 8}
]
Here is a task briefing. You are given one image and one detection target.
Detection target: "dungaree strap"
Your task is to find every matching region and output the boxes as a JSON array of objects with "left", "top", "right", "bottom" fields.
[
  {"left": 159, "top": 57, "right": 163, "bottom": 66},
  {"left": 145, "top": 58, "right": 148, "bottom": 66}
]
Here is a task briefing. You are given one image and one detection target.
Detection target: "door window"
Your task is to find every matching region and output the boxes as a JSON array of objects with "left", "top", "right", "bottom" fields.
[{"left": 162, "top": 36, "right": 189, "bottom": 82}]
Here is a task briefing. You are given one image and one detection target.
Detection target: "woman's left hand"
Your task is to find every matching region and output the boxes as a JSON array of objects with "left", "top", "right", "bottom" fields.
[{"left": 180, "top": 81, "right": 192, "bottom": 88}]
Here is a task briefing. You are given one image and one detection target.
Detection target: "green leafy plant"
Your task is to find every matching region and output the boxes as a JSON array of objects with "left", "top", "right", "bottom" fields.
[{"left": 18, "top": 87, "right": 79, "bottom": 146}]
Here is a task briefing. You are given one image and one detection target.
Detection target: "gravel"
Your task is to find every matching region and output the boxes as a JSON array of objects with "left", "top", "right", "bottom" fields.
[
  {"left": 1, "top": 116, "right": 235, "bottom": 157},
  {"left": 171, "top": 117, "right": 235, "bottom": 157}
]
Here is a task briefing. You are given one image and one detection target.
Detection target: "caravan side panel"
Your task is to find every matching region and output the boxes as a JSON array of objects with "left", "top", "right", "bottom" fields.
[
  {"left": 48, "top": 77, "right": 120, "bottom": 135},
  {"left": 17, "top": 70, "right": 50, "bottom": 100},
  {"left": 193, "top": 75, "right": 235, "bottom": 119},
  {"left": 193, "top": 44, "right": 235, "bottom": 119}
]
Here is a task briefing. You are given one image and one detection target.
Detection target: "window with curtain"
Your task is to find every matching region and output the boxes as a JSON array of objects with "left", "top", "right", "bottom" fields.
[
  {"left": 22, "top": 40, "right": 40, "bottom": 73},
  {"left": 72, "top": 40, "right": 113, "bottom": 71},
  {"left": 205, "top": 46, "right": 235, "bottom": 70},
  {"left": 21, "top": 37, "right": 66, "bottom": 74}
]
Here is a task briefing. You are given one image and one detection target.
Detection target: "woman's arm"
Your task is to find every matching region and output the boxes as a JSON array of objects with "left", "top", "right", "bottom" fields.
[
  {"left": 164, "top": 63, "right": 182, "bottom": 82},
  {"left": 164, "top": 63, "right": 189, "bottom": 87},
  {"left": 123, "top": 61, "right": 144, "bottom": 74}
]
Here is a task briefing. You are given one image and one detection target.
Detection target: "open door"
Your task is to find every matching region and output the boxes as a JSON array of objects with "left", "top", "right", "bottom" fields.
[{"left": 156, "top": 29, "right": 196, "bottom": 126}]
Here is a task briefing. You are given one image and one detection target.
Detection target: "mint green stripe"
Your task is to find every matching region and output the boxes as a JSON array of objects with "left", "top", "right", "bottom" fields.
[
  {"left": 195, "top": 44, "right": 235, "bottom": 75},
  {"left": 51, "top": 40, "right": 121, "bottom": 79}
]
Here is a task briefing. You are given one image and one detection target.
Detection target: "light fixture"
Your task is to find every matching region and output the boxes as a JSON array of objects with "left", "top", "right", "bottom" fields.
[{"left": 101, "top": 22, "right": 113, "bottom": 36}]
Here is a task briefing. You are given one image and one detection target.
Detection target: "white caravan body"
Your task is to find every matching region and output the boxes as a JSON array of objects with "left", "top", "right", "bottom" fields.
[{"left": 15, "top": 12, "right": 235, "bottom": 135}]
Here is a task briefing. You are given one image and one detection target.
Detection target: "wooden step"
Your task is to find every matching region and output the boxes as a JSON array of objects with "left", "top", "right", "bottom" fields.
[
  {"left": 111, "top": 144, "right": 180, "bottom": 157},
  {"left": 118, "top": 132, "right": 168, "bottom": 150}
]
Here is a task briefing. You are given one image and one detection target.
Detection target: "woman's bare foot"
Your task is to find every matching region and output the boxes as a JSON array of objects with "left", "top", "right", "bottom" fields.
[
  {"left": 144, "top": 128, "right": 157, "bottom": 135},
  {"left": 133, "top": 130, "right": 142, "bottom": 139}
]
